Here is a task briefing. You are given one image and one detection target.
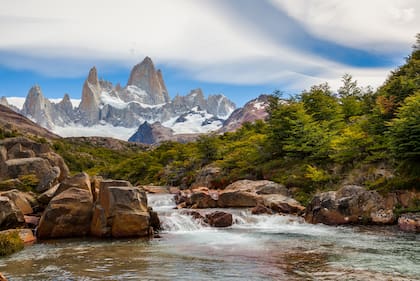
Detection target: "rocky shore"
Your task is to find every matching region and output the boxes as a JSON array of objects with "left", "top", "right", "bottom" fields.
[
  {"left": 0, "top": 137, "right": 159, "bottom": 247},
  {"left": 1, "top": 137, "right": 419, "bottom": 265}
]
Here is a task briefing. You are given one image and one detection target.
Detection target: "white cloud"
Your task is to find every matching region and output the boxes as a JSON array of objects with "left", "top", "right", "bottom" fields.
[
  {"left": 270, "top": 0, "right": 419, "bottom": 52},
  {"left": 0, "top": 0, "right": 418, "bottom": 93}
]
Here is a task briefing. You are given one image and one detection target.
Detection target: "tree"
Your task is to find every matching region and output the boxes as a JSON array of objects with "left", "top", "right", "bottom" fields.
[
  {"left": 268, "top": 100, "right": 327, "bottom": 160},
  {"left": 338, "top": 74, "right": 365, "bottom": 119},
  {"left": 388, "top": 91, "right": 420, "bottom": 161},
  {"left": 376, "top": 33, "right": 420, "bottom": 115},
  {"left": 300, "top": 83, "right": 343, "bottom": 123},
  {"left": 196, "top": 135, "right": 219, "bottom": 165}
]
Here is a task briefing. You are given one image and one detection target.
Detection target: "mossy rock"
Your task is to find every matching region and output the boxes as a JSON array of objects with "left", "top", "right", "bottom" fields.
[
  {"left": 0, "top": 175, "right": 39, "bottom": 192},
  {"left": 0, "top": 179, "right": 26, "bottom": 191},
  {"left": 0, "top": 231, "right": 24, "bottom": 256}
]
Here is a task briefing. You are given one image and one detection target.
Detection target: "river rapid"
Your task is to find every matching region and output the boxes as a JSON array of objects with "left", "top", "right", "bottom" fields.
[{"left": 1, "top": 194, "right": 419, "bottom": 280}]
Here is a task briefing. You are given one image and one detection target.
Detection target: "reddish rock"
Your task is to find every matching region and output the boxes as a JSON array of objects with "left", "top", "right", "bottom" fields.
[
  {"left": 205, "top": 211, "right": 233, "bottom": 227},
  {"left": 224, "top": 180, "right": 289, "bottom": 196},
  {"left": 91, "top": 184, "right": 151, "bottom": 238},
  {"left": 218, "top": 190, "right": 260, "bottom": 208},
  {"left": 398, "top": 213, "right": 420, "bottom": 232},
  {"left": 251, "top": 204, "right": 273, "bottom": 215},
  {"left": 142, "top": 185, "right": 170, "bottom": 194},
  {"left": 0, "top": 272, "right": 6, "bottom": 281},
  {"left": 54, "top": 172, "right": 92, "bottom": 197},
  {"left": 262, "top": 194, "right": 305, "bottom": 215},
  {"left": 0, "top": 228, "right": 36, "bottom": 244},
  {"left": 0, "top": 196, "right": 24, "bottom": 230},
  {"left": 24, "top": 215, "right": 40, "bottom": 227},
  {"left": 190, "top": 190, "right": 218, "bottom": 208},
  {"left": 37, "top": 184, "right": 59, "bottom": 206},
  {"left": 305, "top": 185, "right": 386, "bottom": 225},
  {"left": 37, "top": 188, "right": 93, "bottom": 239},
  {"left": 182, "top": 210, "right": 205, "bottom": 221},
  {"left": 16, "top": 228, "right": 36, "bottom": 244},
  {"left": 0, "top": 189, "right": 33, "bottom": 215},
  {"left": 371, "top": 209, "right": 395, "bottom": 224}
]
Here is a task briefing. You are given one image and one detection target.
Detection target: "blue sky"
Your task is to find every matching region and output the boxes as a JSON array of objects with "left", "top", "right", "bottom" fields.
[{"left": 0, "top": 0, "right": 418, "bottom": 107}]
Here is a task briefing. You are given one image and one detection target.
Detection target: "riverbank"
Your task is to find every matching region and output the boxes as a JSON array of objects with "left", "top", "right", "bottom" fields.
[{"left": 1, "top": 194, "right": 419, "bottom": 281}]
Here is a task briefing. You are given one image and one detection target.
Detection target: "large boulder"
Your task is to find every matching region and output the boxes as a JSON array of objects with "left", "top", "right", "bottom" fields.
[
  {"left": 0, "top": 228, "right": 36, "bottom": 244},
  {"left": 261, "top": 194, "right": 305, "bottom": 215},
  {"left": 305, "top": 185, "right": 386, "bottom": 225},
  {"left": 2, "top": 158, "right": 60, "bottom": 192},
  {"left": 37, "top": 184, "right": 59, "bottom": 206},
  {"left": 0, "top": 137, "right": 69, "bottom": 192},
  {"left": 37, "top": 188, "right": 93, "bottom": 239},
  {"left": 178, "top": 180, "right": 298, "bottom": 211},
  {"left": 54, "top": 172, "right": 92, "bottom": 197},
  {"left": 0, "top": 189, "right": 33, "bottom": 215},
  {"left": 0, "top": 196, "right": 25, "bottom": 230},
  {"left": 205, "top": 211, "right": 233, "bottom": 227},
  {"left": 91, "top": 183, "right": 152, "bottom": 238},
  {"left": 0, "top": 179, "right": 28, "bottom": 192},
  {"left": 190, "top": 188, "right": 218, "bottom": 208},
  {"left": 398, "top": 213, "right": 420, "bottom": 232},
  {"left": 218, "top": 190, "right": 260, "bottom": 208},
  {"left": 384, "top": 190, "right": 420, "bottom": 210},
  {"left": 224, "top": 180, "right": 289, "bottom": 196}
]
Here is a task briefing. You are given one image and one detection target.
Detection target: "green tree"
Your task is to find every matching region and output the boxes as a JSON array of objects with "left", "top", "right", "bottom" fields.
[
  {"left": 301, "top": 83, "right": 343, "bottom": 123},
  {"left": 376, "top": 33, "right": 420, "bottom": 116},
  {"left": 196, "top": 135, "right": 219, "bottom": 165},
  {"left": 268, "top": 99, "right": 327, "bottom": 160},
  {"left": 338, "top": 74, "right": 365, "bottom": 119},
  {"left": 388, "top": 91, "right": 420, "bottom": 161}
]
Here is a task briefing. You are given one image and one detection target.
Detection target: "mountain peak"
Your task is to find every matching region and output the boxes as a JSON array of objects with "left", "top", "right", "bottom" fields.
[
  {"left": 22, "top": 85, "right": 56, "bottom": 128},
  {"left": 78, "top": 67, "right": 102, "bottom": 125},
  {"left": 87, "top": 66, "right": 99, "bottom": 85},
  {"left": 126, "top": 57, "right": 170, "bottom": 105}
]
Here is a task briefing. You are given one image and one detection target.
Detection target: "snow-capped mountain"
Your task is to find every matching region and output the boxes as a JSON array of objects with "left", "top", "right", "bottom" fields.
[
  {"left": 127, "top": 95, "right": 271, "bottom": 145},
  {"left": 219, "top": 94, "right": 270, "bottom": 133},
  {"left": 2, "top": 57, "right": 236, "bottom": 141}
]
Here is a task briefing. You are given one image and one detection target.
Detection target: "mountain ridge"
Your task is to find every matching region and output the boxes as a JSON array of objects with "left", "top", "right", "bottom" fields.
[{"left": 1, "top": 57, "right": 269, "bottom": 143}]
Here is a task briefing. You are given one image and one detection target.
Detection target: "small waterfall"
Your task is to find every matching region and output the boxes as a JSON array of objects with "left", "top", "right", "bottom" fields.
[
  {"left": 147, "top": 194, "right": 335, "bottom": 236},
  {"left": 148, "top": 194, "right": 207, "bottom": 232},
  {"left": 160, "top": 212, "right": 205, "bottom": 232},
  {"left": 147, "top": 194, "right": 176, "bottom": 212}
]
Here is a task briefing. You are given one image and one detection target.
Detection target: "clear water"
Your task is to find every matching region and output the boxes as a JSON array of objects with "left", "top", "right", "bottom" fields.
[{"left": 0, "top": 194, "right": 419, "bottom": 281}]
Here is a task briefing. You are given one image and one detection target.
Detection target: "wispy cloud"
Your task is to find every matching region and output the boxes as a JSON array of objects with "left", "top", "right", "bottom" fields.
[{"left": 0, "top": 0, "right": 418, "bottom": 92}]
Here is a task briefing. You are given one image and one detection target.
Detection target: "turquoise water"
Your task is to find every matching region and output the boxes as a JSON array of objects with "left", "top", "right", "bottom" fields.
[{"left": 0, "top": 194, "right": 419, "bottom": 280}]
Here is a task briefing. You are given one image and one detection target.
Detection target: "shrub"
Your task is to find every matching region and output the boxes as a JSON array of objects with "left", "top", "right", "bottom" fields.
[{"left": 0, "top": 231, "right": 24, "bottom": 256}]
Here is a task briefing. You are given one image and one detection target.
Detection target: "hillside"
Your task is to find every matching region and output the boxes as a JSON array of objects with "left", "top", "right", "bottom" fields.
[{"left": 0, "top": 104, "right": 59, "bottom": 140}]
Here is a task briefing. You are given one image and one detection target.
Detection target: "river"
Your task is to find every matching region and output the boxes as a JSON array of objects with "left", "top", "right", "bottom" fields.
[{"left": 1, "top": 194, "right": 419, "bottom": 280}]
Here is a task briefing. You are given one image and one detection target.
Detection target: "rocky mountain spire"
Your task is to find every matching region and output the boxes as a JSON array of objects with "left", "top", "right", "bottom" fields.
[
  {"left": 78, "top": 67, "right": 102, "bottom": 125},
  {"left": 21, "top": 85, "right": 55, "bottom": 128},
  {"left": 127, "top": 57, "right": 170, "bottom": 105}
]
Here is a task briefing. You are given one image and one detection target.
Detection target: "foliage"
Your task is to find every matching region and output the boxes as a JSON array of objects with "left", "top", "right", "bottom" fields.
[
  {"left": 17, "top": 174, "right": 40, "bottom": 192},
  {"left": 0, "top": 127, "right": 18, "bottom": 139},
  {"left": 53, "top": 138, "right": 145, "bottom": 176},
  {"left": 387, "top": 91, "right": 420, "bottom": 161},
  {"left": 0, "top": 231, "right": 24, "bottom": 256}
]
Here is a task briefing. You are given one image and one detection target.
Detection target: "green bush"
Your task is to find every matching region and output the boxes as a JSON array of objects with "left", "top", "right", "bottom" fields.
[{"left": 0, "top": 231, "right": 24, "bottom": 256}]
